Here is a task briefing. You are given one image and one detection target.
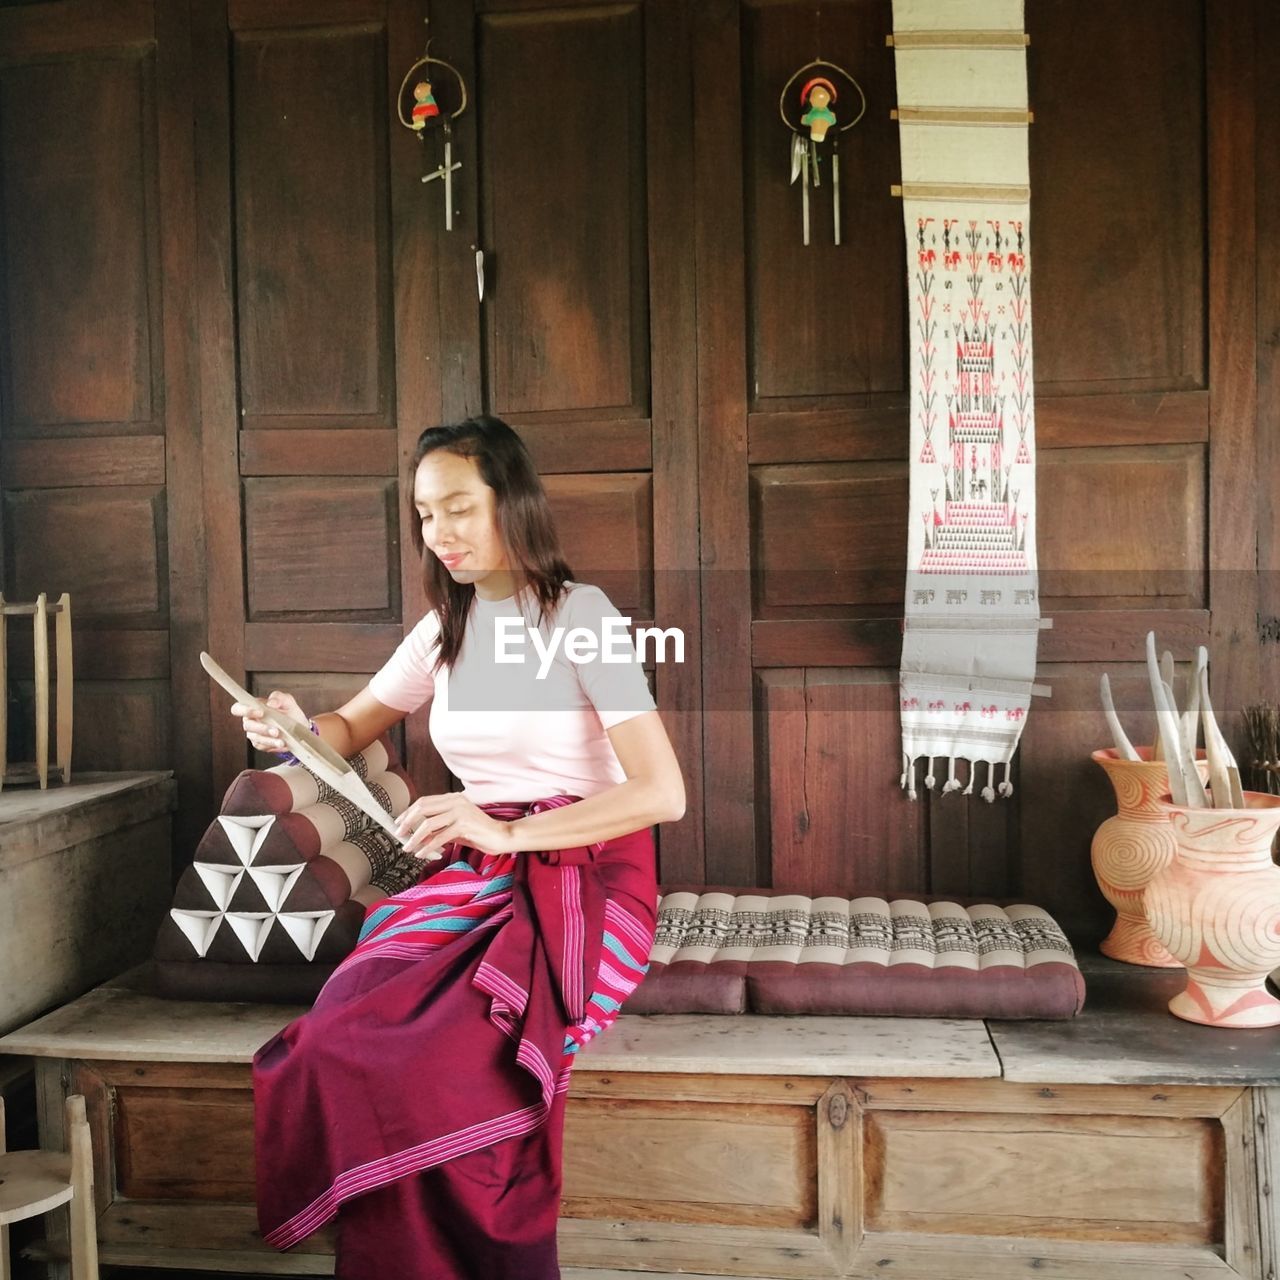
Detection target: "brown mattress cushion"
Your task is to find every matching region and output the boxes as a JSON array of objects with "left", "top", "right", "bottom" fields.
[{"left": 626, "top": 885, "right": 1085, "bottom": 1020}]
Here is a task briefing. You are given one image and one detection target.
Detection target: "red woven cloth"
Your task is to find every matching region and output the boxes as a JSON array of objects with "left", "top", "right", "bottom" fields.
[{"left": 252, "top": 795, "right": 657, "bottom": 1273}]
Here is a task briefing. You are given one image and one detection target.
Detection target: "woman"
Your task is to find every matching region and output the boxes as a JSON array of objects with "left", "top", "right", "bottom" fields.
[{"left": 237, "top": 414, "right": 685, "bottom": 1280}]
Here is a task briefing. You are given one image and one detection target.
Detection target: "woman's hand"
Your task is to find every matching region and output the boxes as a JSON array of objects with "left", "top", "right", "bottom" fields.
[
  {"left": 230, "top": 690, "right": 308, "bottom": 755},
  {"left": 394, "top": 793, "right": 516, "bottom": 859}
]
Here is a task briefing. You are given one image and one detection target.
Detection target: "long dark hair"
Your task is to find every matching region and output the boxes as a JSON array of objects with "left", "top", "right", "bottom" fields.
[{"left": 408, "top": 414, "right": 574, "bottom": 672}]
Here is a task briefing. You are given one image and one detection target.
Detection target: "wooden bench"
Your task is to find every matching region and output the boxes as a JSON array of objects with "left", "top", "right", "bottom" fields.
[{"left": 0, "top": 955, "right": 1277, "bottom": 1280}]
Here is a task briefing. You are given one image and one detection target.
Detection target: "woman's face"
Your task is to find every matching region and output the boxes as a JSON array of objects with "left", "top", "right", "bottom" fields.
[{"left": 413, "top": 451, "right": 510, "bottom": 586}]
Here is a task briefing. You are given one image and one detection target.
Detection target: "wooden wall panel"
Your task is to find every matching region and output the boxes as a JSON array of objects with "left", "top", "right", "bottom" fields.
[
  {"left": 760, "top": 669, "right": 925, "bottom": 895},
  {"left": 243, "top": 478, "right": 399, "bottom": 619},
  {"left": 0, "top": 0, "right": 1262, "bottom": 939},
  {"left": 1260, "top": 3, "right": 1280, "bottom": 702},
  {"left": 232, "top": 24, "right": 392, "bottom": 425},
  {"left": 0, "top": 56, "right": 155, "bottom": 432},
  {"left": 726, "top": 0, "right": 1235, "bottom": 933},
  {"left": 543, "top": 473, "right": 653, "bottom": 617},
  {"left": 0, "top": 0, "right": 206, "bottom": 855},
  {"left": 5, "top": 489, "right": 167, "bottom": 620},
  {"left": 753, "top": 463, "right": 907, "bottom": 609},
  {"left": 742, "top": 0, "right": 903, "bottom": 406},
  {"left": 66, "top": 681, "right": 172, "bottom": 773},
  {"left": 479, "top": 5, "right": 648, "bottom": 418},
  {"left": 1028, "top": 0, "right": 1205, "bottom": 392},
  {"left": 1037, "top": 446, "right": 1206, "bottom": 604}
]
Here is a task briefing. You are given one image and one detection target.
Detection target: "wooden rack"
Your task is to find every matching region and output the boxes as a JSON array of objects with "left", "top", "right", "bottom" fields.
[{"left": 0, "top": 592, "right": 73, "bottom": 790}]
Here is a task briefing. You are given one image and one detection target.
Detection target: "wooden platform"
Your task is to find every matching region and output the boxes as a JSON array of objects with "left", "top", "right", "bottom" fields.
[
  {"left": 0, "top": 772, "right": 176, "bottom": 1041},
  {"left": 1, "top": 954, "right": 1278, "bottom": 1280}
]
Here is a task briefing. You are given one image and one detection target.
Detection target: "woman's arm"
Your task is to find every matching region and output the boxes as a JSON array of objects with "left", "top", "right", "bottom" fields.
[
  {"left": 397, "top": 709, "right": 684, "bottom": 856},
  {"left": 232, "top": 685, "right": 408, "bottom": 760},
  {"left": 508, "top": 709, "right": 684, "bottom": 850},
  {"left": 316, "top": 686, "right": 408, "bottom": 758}
]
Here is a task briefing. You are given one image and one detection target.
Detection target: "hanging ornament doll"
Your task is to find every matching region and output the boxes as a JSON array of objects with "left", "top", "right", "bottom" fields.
[
  {"left": 410, "top": 79, "right": 441, "bottom": 129},
  {"left": 397, "top": 20, "right": 469, "bottom": 231},
  {"left": 801, "top": 76, "right": 837, "bottom": 141},
  {"left": 780, "top": 59, "right": 866, "bottom": 246}
]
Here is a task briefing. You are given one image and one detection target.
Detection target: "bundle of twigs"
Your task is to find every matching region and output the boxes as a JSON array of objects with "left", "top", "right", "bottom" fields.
[
  {"left": 1099, "top": 632, "right": 1243, "bottom": 808},
  {"left": 1243, "top": 704, "right": 1280, "bottom": 797}
]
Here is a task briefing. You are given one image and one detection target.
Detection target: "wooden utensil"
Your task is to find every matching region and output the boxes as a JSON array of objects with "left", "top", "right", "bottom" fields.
[{"left": 200, "top": 652, "right": 442, "bottom": 859}]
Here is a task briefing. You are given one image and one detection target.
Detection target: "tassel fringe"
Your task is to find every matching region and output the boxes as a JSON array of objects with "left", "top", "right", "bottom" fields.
[{"left": 900, "top": 755, "right": 1014, "bottom": 802}]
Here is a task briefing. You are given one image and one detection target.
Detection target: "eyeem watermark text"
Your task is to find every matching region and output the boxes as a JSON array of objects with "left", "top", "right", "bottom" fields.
[{"left": 494, "top": 617, "right": 684, "bottom": 679}]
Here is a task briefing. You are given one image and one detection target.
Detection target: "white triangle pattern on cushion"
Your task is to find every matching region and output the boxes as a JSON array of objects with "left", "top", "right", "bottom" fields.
[
  {"left": 217, "top": 815, "right": 276, "bottom": 866},
  {"left": 171, "top": 863, "right": 319, "bottom": 959},
  {"left": 276, "top": 911, "right": 337, "bottom": 962},
  {"left": 171, "top": 910, "right": 222, "bottom": 956},
  {"left": 193, "top": 864, "right": 243, "bottom": 912},
  {"left": 225, "top": 912, "right": 274, "bottom": 962}
]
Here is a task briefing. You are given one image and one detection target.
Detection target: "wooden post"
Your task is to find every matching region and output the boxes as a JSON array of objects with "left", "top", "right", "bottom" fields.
[
  {"left": 55, "top": 593, "right": 73, "bottom": 785},
  {"left": 65, "top": 1095, "right": 98, "bottom": 1280},
  {"left": 34, "top": 592, "right": 49, "bottom": 790}
]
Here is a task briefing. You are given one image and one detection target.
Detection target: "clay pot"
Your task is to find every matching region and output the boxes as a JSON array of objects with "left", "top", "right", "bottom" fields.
[
  {"left": 1144, "top": 791, "right": 1280, "bottom": 1027},
  {"left": 1090, "top": 747, "right": 1208, "bottom": 967}
]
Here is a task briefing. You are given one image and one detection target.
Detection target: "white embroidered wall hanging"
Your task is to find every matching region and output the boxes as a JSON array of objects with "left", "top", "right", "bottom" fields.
[{"left": 892, "top": 0, "right": 1047, "bottom": 802}]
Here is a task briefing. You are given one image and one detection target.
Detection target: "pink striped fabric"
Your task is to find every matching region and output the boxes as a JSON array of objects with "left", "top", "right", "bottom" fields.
[{"left": 252, "top": 796, "right": 657, "bottom": 1259}]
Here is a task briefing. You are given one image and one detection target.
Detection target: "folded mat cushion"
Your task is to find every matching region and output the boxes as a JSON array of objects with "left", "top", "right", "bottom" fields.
[
  {"left": 625, "top": 885, "right": 1084, "bottom": 1020},
  {"left": 153, "top": 736, "right": 427, "bottom": 1003}
]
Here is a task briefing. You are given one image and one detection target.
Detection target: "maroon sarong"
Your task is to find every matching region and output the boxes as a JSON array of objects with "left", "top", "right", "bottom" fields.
[{"left": 252, "top": 795, "right": 657, "bottom": 1279}]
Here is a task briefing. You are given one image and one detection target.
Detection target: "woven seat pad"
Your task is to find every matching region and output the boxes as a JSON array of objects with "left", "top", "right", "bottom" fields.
[{"left": 625, "top": 886, "right": 1084, "bottom": 1020}]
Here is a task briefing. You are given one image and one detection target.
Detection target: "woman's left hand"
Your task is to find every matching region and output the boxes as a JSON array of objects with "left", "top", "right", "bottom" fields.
[{"left": 394, "top": 793, "right": 517, "bottom": 858}]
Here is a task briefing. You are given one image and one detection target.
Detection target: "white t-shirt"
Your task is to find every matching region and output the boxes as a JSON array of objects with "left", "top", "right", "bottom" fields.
[{"left": 367, "top": 581, "right": 658, "bottom": 803}]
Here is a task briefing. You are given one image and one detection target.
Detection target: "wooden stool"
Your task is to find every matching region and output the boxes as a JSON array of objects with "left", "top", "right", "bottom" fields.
[{"left": 0, "top": 1094, "right": 97, "bottom": 1280}]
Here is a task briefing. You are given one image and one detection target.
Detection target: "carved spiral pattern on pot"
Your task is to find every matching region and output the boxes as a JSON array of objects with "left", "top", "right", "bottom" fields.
[
  {"left": 1092, "top": 817, "right": 1173, "bottom": 893},
  {"left": 1196, "top": 871, "right": 1280, "bottom": 974},
  {"left": 1143, "top": 871, "right": 1196, "bottom": 967},
  {"left": 1107, "top": 765, "right": 1152, "bottom": 813}
]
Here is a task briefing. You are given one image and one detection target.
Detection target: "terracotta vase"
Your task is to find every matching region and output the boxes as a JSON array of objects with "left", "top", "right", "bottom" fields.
[
  {"left": 1144, "top": 792, "right": 1280, "bottom": 1027},
  {"left": 1090, "top": 747, "right": 1208, "bottom": 967}
]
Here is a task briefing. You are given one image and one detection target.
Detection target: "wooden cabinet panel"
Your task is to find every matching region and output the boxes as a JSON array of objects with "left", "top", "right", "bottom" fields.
[
  {"left": 742, "top": 0, "right": 904, "bottom": 405},
  {"left": 1037, "top": 445, "right": 1206, "bottom": 604},
  {"left": 69, "top": 680, "right": 172, "bottom": 772},
  {"left": 479, "top": 6, "right": 648, "bottom": 417},
  {"left": 5, "top": 488, "right": 166, "bottom": 620},
  {"left": 544, "top": 472, "right": 654, "bottom": 616},
  {"left": 564, "top": 1097, "right": 817, "bottom": 1225},
  {"left": 243, "top": 478, "right": 399, "bottom": 619},
  {"left": 0, "top": 56, "right": 155, "bottom": 432},
  {"left": 759, "top": 669, "right": 925, "bottom": 895},
  {"left": 865, "top": 1110, "right": 1222, "bottom": 1243},
  {"left": 1028, "top": 0, "right": 1205, "bottom": 390},
  {"left": 232, "top": 23, "right": 392, "bottom": 424},
  {"left": 753, "top": 462, "right": 908, "bottom": 609}
]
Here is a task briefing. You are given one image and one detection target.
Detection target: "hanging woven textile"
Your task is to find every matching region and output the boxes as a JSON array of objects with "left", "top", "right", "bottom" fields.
[{"left": 892, "top": 0, "right": 1046, "bottom": 802}]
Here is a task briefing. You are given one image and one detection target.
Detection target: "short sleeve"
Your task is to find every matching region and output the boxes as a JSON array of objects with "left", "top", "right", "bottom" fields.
[
  {"left": 563, "top": 585, "right": 658, "bottom": 730},
  {"left": 368, "top": 610, "right": 441, "bottom": 714}
]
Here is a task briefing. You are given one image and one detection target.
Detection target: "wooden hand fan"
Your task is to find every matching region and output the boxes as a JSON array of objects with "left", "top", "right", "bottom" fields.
[{"left": 200, "top": 652, "right": 442, "bottom": 860}]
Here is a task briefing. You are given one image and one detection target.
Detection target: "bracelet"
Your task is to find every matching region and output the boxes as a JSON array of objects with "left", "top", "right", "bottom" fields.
[{"left": 278, "top": 719, "right": 319, "bottom": 767}]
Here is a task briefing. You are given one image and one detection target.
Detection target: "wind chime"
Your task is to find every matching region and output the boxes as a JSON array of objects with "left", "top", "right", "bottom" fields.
[
  {"left": 396, "top": 17, "right": 469, "bottom": 231},
  {"left": 780, "top": 56, "right": 865, "bottom": 246}
]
